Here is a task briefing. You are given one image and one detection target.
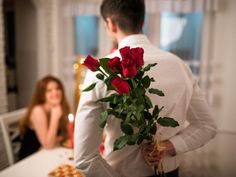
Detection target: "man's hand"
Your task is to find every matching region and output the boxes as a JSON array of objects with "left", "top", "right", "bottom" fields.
[
  {"left": 141, "top": 140, "right": 176, "bottom": 166},
  {"left": 161, "top": 140, "right": 176, "bottom": 156}
]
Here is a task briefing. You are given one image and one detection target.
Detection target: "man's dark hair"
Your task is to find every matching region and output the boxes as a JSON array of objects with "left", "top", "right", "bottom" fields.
[{"left": 100, "top": 0, "right": 145, "bottom": 34}]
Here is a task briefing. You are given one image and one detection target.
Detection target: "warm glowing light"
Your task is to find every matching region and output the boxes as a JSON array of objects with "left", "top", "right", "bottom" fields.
[
  {"left": 73, "top": 63, "right": 79, "bottom": 70},
  {"left": 68, "top": 113, "right": 74, "bottom": 122},
  {"left": 81, "top": 71, "right": 85, "bottom": 77},
  {"left": 80, "top": 58, "right": 85, "bottom": 64},
  {"left": 79, "top": 84, "right": 84, "bottom": 90}
]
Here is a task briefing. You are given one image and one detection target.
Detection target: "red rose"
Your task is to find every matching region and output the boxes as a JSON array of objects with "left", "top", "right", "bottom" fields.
[
  {"left": 119, "top": 46, "right": 131, "bottom": 60},
  {"left": 107, "top": 57, "right": 122, "bottom": 74},
  {"left": 119, "top": 47, "right": 137, "bottom": 78},
  {"left": 83, "top": 55, "right": 100, "bottom": 71},
  {"left": 131, "top": 47, "right": 144, "bottom": 68},
  {"left": 111, "top": 77, "right": 130, "bottom": 95},
  {"left": 121, "top": 65, "right": 137, "bottom": 78}
]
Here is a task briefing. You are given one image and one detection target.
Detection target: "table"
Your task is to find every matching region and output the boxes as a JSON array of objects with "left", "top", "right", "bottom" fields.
[{"left": 0, "top": 147, "right": 75, "bottom": 177}]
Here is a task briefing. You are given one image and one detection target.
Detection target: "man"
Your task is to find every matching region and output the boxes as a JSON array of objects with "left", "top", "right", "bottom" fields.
[{"left": 74, "top": 0, "right": 217, "bottom": 177}]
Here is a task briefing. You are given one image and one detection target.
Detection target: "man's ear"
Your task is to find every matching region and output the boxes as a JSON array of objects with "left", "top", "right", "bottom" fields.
[{"left": 106, "top": 17, "right": 117, "bottom": 33}]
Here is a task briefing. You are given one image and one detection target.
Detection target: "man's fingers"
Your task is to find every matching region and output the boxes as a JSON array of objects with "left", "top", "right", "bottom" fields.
[
  {"left": 143, "top": 146, "right": 154, "bottom": 152},
  {"left": 145, "top": 158, "right": 161, "bottom": 166},
  {"left": 142, "top": 143, "right": 166, "bottom": 167},
  {"left": 145, "top": 155, "right": 162, "bottom": 161}
]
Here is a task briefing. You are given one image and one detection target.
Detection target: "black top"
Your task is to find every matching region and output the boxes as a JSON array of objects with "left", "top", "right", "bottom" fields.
[{"left": 19, "top": 127, "right": 41, "bottom": 160}]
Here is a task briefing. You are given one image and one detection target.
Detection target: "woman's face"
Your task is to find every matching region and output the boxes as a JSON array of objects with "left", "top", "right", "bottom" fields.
[{"left": 45, "top": 81, "right": 62, "bottom": 106}]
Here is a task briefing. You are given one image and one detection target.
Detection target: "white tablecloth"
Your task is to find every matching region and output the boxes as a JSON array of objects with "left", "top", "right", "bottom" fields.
[{"left": 0, "top": 147, "right": 75, "bottom": 177}]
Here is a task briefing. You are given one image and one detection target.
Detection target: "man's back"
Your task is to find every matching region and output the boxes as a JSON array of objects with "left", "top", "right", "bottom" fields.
[{"left": 103, "top": 34, "right": 194, "bottom": 176}]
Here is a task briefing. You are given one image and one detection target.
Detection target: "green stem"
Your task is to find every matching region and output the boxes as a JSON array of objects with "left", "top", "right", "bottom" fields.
[
  {"left": 98, "top": 68, "right": 109, "bottom": 78},
  {"left": 154, "top": 166, "right": 158, "bottom": 177},
  {"left": 130, "top": 78, "right": 137, "bottom": 89}
]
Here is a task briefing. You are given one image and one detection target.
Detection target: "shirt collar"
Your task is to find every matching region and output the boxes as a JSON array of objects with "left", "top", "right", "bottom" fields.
[{"left": 118, "top": 34, "right": 151, "bottom": 49}]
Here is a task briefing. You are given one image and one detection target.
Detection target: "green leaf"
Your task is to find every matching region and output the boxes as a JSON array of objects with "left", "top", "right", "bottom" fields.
[
  {"left": 97, "top": 94, "right": 115, "bottom": 103},
  {"left": 114, "top": 95, "right": 122, "bottom": 104},
  {"left": 134, "top": 111, "right": 142, "bottom": 122},
  {"left": 134, "top": 106, "right": 144, "bottom": 124},
  {"left": 136, "top": 70, "right": 144, "bottom": 79},
  {"left": 121, "top": 122, "right": 133, "bottom": 135},
  {"left": 150, "top": 124, "right": 157, "bottom": 135},
  {"left": 153, "top": 105, "right": 164, "bottom": 118},
  {"left": 124, "top": 112, "right": 132, "bottom": 124},
  {"left": 135, "top": 87, "right": 145, "bottom": 97},
  {"left": 144, "top": 111, "right": 152, "bottom": 120},
  {"left": 142, "top": 76, "right": 151, "bottom": 88},
  {"left": 123, "top": 95, "right": 128, "bottom": 103},
  {"left": 135, "top": 95, "right": 145, "bottom": 105},
  {"left": 113, "top": 135, "right": 129, "bottom": 151},
  {"left": 97, "top": 97, "right": 112, "bottom": 103},
  {"left": 82, "top": 83, "right": 96, "bottom": 92},
  {"left": 157, "top": 117, "right": 179, "bottom": 127},
  {"left": 144, "top": 95, "right": 153, "bottom": 108},
  {"left": 108, "top": 109, "right": 119, "bottom": 117},
  {"left": 136, "top": 134, "right": 145, "bottom": 145},
  {"left": 127, "top": 134, "right": 139, "bottom": 145},
  {"left": 99, "top": 58, "right": 113, "bottom": 75},
  {"left": 139, "top": 124, "right": 147, "bottom": 134},
  {"left": 130, "top": 79, "right": 137, "bottom": 89},
  {"left": 137, "top": 104, "right": 145, "bottom": 112},
  {"left": 153, "top": 105, "right": 159, "bottom": 117},
  {"left": 105, "top": 77, "right": 114, "bottom": 91},
  {"left": 113, "top": 95, "right": 118, "bottom": 104},
  {"left": 148, "top": 88, "right": 165, "bottom": 96},
  {"left": 96, "top": 73, "right": 104, "bottom": 80},
  {"left": 99, "top": 111, "right": 109, "bottom": 128},
  {"left": 150, "top": 77, "right": 155, "bottom": 82},
  {"left": 118, "top": 112, "right": 127, "bottom": 120},
  {"left": 143, "top": 63, "right": 157, "bottom": 72}
]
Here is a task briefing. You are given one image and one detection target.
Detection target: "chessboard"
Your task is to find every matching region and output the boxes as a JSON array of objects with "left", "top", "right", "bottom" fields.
[{"left": 48, "top": 164, "right": 85, "bottom": 177}]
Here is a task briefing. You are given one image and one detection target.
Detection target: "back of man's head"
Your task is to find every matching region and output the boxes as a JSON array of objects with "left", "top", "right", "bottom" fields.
[{"left": 100, "top": 0, "right": 145, "bottom": 34}]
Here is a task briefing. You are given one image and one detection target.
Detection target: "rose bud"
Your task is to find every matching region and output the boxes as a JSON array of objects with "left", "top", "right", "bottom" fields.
[
  {"left": 120, "top": 46, "right": 137, "bottom": 78},
  {"left": 111, "top": 77, "right": 131, "bottom": 95},
  {"left": 108, "top": 57, "right": 122, "bottom": 74},
  {"left": 121, "top": 64, "right": 137, "bottom": 78},
  {"left": 131, "top": 47, "right": 144, "bottom": 68},
  {"left": 83, "top": 55, "right": 100, "bottom": 71}
]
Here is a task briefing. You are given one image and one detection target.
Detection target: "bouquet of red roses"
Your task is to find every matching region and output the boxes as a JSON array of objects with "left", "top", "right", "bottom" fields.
[{"left": 82, "top": 46, "right": 179, "bottom": 152}]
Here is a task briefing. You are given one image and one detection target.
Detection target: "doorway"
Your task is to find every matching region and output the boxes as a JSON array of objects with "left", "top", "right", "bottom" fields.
[{"left": 3, "top": 0, "right": 38, "bottom": 111}]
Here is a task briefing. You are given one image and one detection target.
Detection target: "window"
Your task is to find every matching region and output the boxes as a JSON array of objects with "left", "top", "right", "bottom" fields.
[
  {"left": 160, "top": 12, "right": 204, "bottom": 75},
  {"left": 143, "top": 13, "right": 150, "bottom": 36},
  {"left": 74, "top": 16, "right": 99, "bottom": 56}
]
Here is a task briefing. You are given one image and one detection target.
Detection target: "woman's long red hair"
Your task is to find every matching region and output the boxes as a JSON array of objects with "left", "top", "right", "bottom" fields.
[{"left": 19, "top": 75, "right": 70, "bottom": 139}]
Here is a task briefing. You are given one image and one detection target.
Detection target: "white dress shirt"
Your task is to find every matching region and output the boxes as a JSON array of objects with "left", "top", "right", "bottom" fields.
[{"left": 74, "top": 34, "right": 217, "bottom": 177}]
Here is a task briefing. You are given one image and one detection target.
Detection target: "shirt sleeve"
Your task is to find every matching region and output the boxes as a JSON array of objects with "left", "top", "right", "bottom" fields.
[
  {"left": 74, "top": 70, "right": 121, "bottom": 177},
  {"left": 169, "top": 66, "right": 217, "bottom": 154}
]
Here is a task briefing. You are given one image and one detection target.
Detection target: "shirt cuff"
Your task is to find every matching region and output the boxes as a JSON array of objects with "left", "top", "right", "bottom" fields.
[{"left": 169, "top": 135, "right": 188, "bottom": 154}]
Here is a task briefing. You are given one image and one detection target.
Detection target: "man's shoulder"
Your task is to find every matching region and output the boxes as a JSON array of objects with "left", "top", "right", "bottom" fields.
[
  {"left": 105, "top": 50, "right": 121, "bottom": 58},
  {"left": 100, "top": 44, "right": 185, "bottom": 67},
  {"left": 143, "top": 45, "right": 182, "bottom": 63}
]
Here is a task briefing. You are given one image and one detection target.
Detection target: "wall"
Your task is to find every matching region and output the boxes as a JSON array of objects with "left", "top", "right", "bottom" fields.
[
  {"left": 0, "top": 0, "right": 7, "bottom": 114},
  {"left": 212, "top": 0, "right": 236, "bottom": 132},
  {"left": 15, "top": 0, "right": 38, "bottom": 108}
]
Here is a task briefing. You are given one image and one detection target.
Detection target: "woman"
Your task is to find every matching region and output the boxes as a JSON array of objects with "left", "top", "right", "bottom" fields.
[{"left": 19, "top": 75, "right": 70, "bottom": 159}]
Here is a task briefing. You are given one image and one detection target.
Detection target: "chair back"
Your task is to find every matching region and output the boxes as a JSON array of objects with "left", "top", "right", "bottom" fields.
[
  {"left": 0, "top": 123, "right": 9, "bottom": 170},
  {"left": 0, "top": 108, "right": 26, "bottom": 168}
]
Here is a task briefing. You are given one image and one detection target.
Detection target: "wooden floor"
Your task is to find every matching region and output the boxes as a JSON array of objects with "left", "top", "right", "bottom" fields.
[{"left": 179, "top": 132, "right": 236, "bottom": 177}]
